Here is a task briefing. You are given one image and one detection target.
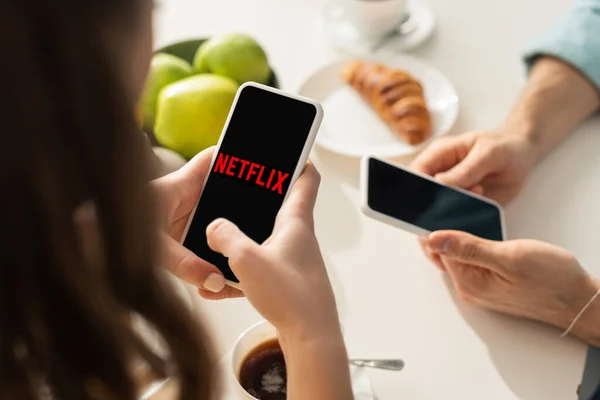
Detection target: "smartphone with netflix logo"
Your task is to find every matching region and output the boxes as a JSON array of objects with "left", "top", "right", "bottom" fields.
[{"left": 181, "top": 82, "right": 323, "bottom": 287}]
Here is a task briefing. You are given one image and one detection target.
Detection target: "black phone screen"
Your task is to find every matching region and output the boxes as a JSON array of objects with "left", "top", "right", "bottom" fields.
[
  {"left": 183, "top": 85, "right": 318, "bottom": 282},
  {"left": 367, "top": 158, "right": 504, "bottom": 241}
]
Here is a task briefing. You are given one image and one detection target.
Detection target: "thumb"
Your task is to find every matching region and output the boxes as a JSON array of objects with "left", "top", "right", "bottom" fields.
[
  {"left": 435, "top": 146, "right": 499, "bottom": 189},
  {"left": 427, "top": 230, "right": 504, "bottom": 271},
  {"left": 275, "top": 161, "right": 320, "bottom": 228},
  {"left": 206, "top": 218, "right": 262, "bottom": 271}
]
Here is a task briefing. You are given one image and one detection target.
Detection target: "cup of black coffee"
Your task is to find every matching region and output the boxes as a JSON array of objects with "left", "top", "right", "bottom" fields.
[{"left": 231, "top": 321, "right": 287, "bottom": 399}]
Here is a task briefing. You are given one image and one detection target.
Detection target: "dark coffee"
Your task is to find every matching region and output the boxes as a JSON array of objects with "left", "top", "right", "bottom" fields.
[{"left": 239, "top": 339, "right": 287, "bottom": 399}]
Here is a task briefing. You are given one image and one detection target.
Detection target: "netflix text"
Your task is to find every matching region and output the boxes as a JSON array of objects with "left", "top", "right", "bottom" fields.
[{"left": 212, "top": 152, "right": 290, "bottom": 195}]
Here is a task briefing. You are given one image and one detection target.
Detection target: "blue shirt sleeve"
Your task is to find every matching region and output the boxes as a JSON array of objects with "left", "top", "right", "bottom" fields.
[{"left": 523, "top": 0, "right": 600, "bottom": 91}]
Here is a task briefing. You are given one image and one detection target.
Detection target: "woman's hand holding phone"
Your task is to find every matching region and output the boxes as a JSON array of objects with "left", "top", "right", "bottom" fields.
[
  {"left": 207, "top": 162, "right": 353, "bottom": 400},
  {"left": 154, "top": 147, "right": 341, "bottom": 337},
  {"left": 153, "top": 147, "right": 239, "bottom": 297},
  {"left": 154, "top": 148, "right": 340, "bottom": 325},
  {"left": 205, "top": 162, "right": 341, "bottom": 337},
  {"left": 155, "top": 155, "right": 353, "bottom": 399}
]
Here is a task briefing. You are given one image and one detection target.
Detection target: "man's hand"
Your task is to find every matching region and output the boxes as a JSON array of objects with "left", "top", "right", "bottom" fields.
[
  {"left": 412, "top": 56, "right": 600, "bottom": 206},
  {"left": 411, "top": 130, "right": 536, "bottom": 205},
  {"left": 423, "top": 230, "right": 600, "bottom": 346}
]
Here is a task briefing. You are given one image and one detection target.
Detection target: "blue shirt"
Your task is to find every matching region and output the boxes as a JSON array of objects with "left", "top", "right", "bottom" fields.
[
  {"left": 524, "top": 0, "right": 600, "bottom": 91},
  {"left": 522, "top": 1, "right": 600, "bottom": 399}
]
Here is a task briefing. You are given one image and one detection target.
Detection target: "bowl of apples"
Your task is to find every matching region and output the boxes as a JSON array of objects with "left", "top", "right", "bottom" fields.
[{"left": 140, "top": 33, "right": 280, "bottom": 176}]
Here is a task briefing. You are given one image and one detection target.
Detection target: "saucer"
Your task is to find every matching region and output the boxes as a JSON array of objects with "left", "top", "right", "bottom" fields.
[{"left": 319, "top": 0, "right": 436, "bottom": 56}]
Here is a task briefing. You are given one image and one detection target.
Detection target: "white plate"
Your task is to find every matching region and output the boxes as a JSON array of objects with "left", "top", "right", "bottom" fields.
[{"left": 298, "top": 54, "right": 459, "bottom": 158}]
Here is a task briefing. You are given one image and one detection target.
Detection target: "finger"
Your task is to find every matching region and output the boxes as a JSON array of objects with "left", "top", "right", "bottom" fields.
[
  {"left": 427, "top": 230, "right": 505, "bottom": 273},
  {"left": 198, "top": 286, "right": 245, "bottom": 300},
  {"left": 468, "top": 185, "right": 485, "bottom": 196},
  {"left": 410, "top": 137, "right": 472, "bottom": 176},
  {"left": 206, "top": 218, "right": 261, "bottom": 272},
  {"left": 418, "top": 237, "right": 445, "bottom": 271},
  {"left": 276, "top": 161, "right": 321, "bottom": 226},
  {"left": 441, "top": 258, "right": 478, "bottom": 301},
  {"left": 160, "top": 233, "right": 226, "bottom": 293},
  {"left": 425, "top": 243, "right": 446, "bottom": 271},
  {"left": 435, "top": 145, "right": 501, "bottom": 189}
]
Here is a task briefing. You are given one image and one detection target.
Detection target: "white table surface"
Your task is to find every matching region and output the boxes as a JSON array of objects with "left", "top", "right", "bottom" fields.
[{"left": 153, "top": 0, "right": 600, "bottom": 399}]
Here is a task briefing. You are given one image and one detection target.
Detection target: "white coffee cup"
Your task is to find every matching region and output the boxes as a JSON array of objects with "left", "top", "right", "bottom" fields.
[
  {"left": 325, "top": 0, "right": 407, "bottom": 39},
  {"left": 230, "top": 320, "right": 278, "bottom": 400}
]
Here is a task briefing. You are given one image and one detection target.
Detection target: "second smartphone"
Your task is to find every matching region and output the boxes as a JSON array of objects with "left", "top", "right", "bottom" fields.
[
  {"left": 181, "top": 82, "right": 323, "bottom": 287},
  {"left": 361, "top": 156, "right": 506, "bottom": 241}
]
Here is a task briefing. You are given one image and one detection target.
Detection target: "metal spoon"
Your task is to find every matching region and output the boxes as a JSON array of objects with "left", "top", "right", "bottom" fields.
[{"left": 349, "top": 359, "right": 405, "bottom": 371}]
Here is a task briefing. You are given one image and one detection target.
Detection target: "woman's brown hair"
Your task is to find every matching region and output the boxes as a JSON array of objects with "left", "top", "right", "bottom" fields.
[{"left": 0, "top": 0, "right": 215, "bottom": 399}]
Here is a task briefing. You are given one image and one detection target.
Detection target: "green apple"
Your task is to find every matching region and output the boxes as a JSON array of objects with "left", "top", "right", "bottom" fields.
[
  {"left": 140, "top": 53, "right": 192, "bottom": 130},
  {"left": 155, "top": 74, "right": 239, "bottom": 159},
  {"left": 193, "top": 33, "right": 271, "bottom": 84}
]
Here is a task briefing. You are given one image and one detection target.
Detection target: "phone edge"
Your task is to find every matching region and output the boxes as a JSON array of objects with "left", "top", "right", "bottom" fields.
[{"left": 360, "top": 155, "right": 507, "bottom": 241}]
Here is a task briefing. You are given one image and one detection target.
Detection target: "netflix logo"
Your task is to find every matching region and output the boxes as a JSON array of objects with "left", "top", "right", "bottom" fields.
[{"left": 212, "top": 152, "right": 290, "bottom": 195}]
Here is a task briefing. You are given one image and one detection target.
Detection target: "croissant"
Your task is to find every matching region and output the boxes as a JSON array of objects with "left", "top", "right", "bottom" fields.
[{"left": 342, "top": 60, "right": 432, "bottom": 145}]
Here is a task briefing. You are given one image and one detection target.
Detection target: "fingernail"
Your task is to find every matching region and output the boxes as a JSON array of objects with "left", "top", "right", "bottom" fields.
[
  {"left": 202, "top": 273, "right": 225, "bottom": 293},
  {"left": 429, "top": 236, "right": 450, "bottom": 253},
  {"left": 435, "top": 173, "right": 455, "bottom": 186},
  {"left": 434, "top": 172, "right": 447, "bottom": 181}
]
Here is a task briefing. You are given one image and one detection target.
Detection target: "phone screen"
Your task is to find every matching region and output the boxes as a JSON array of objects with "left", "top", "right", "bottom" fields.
[
  {"left": 183, "top": 85, "right": 318, "bottom": 282},
  {"left": 367, "top": 158, "right": 504, "bottom": 241}
]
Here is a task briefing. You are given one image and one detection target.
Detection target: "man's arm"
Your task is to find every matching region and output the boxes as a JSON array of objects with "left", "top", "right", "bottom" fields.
[
  {"left": 515, "top": 5, "right": 600, "bottom": 397},
  {"left": 504, "top": 0, "right": 600, "bottom": 161},
  {"left": 501, "top": 56, "right": 600, "bottom": 162}
]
